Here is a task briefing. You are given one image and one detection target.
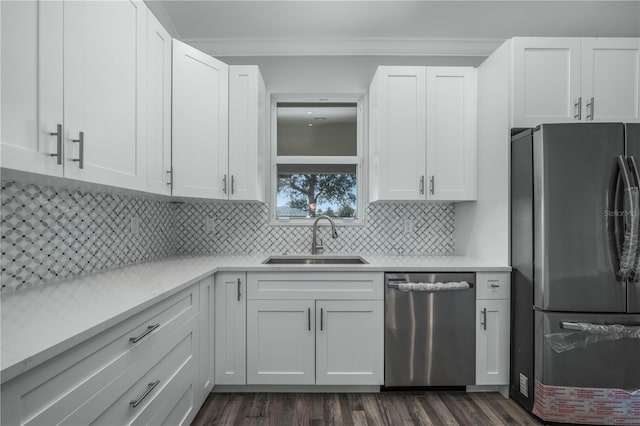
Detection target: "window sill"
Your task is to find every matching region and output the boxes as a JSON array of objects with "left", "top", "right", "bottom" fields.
[{"left": 269, "top": 217, "right": 365, "bottom": 227}]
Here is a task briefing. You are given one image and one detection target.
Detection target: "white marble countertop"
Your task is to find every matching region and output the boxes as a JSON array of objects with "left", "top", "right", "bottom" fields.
[{"left": 1, "top": 253, "right": 510, "bottom": 383}]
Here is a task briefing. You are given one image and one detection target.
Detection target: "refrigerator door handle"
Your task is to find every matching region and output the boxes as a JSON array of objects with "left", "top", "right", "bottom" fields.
[
  {"left": 627, "top": 156, "right": 640, "bottom": 282},
  {"left": 608, "top": 157, "right": 624, "bottom": 281},
  {"left": 560, "top": 321, "right": 640, "bottom": 335},
  {"left": 616, "top": 156, "right": 639, "bottom": 281}
]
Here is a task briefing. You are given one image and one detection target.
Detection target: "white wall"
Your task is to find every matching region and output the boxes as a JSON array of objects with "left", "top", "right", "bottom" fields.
[
  {"left": 218, "top": 55, "right": 484, "bottom": 94},
  {"left": 455, "top": 41, "right": 511, "bottom": 264}
]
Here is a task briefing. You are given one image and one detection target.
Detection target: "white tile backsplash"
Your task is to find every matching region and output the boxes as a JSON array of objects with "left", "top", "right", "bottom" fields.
[{"left": 1, "top": 181, "right": 455, "bottom": 292}]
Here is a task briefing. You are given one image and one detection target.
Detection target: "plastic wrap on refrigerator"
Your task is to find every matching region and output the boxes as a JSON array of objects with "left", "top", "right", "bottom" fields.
[
  {"left": 533, "top": 381, "right": 640, "bottom": 425},
  {"left": 545, "top": 322, "right": 640, "bottom": 353}
]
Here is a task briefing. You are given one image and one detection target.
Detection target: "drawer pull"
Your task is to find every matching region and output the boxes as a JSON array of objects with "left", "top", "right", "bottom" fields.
[
  {"left": 130, "top": 380, "right": 160, "bottom": 408},
  {"left": 129, "top": 324, "right": 160, "bottom": 344},
  {"left": 490, "top": 283, "right": 501, "bottom": 288}
]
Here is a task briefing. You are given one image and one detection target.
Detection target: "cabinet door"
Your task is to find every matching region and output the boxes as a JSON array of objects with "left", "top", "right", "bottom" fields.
[
  {"left": 63, "top": 0, "right": 147, "bottom": 190},
  {"left": 426, "top": 67, "right": 476, "bottom": 201},
  {"left": 197, "top": 276, "right": 215, "bottom": 407},
  {"left": 1, "top": 0, "right": 64, "bottom": 177},
  {"left": 315, "top": 300, "right": 383, "bottom": 385},
  {"left": 512, "top": 38, "right": 582, "bottom": 127},
  {"left": 370, "top": 66, "right": 426, "bottom": 201},
  {"left": 582, "top": 38, "right": 640, "bottom": 123},
  {"left": 247, "top": 300, "right": 315, "bottom": 385},
  {"left": 172, "top": 39, "right": 229, "bottom": 199},
  {"left": 214, "top": 272, "right": 246, "bottom": 385},
  {"left": 146, "top": 10, "right": 173, "bottom": 195},
  {"left": 476, "top": 299, "right": 510, "bottom": 385},
  {"left": 228, "top": 66, "right": 266, "bottom": 201}
]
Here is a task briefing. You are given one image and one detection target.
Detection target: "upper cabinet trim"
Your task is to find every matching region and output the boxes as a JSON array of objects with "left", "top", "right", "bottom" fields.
[{"left": 181, "top": 37, "right": 504, "bottom": 57}]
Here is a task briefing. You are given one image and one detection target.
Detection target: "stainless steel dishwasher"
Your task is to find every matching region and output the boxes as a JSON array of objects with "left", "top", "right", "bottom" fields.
[{"left": 385, "top": 272, "right": 476, "bottom": 387}]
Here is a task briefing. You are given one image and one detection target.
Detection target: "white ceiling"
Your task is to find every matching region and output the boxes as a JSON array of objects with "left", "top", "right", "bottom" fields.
[{"left": 146, "top": 0, "right": 640, "bottom": 57}]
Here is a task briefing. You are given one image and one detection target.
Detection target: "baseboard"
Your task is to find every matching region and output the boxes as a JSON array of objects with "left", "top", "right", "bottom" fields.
[
  {"left": 212, "top": 385, "right": 381, "bottom": 393},
  {"left": 466, "top": 385, "right": 509, "bottom": 398}
]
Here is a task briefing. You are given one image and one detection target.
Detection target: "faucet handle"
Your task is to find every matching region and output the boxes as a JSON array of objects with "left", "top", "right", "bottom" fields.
[{"left": 316, "top": 239, "right": 324, "bottom": 254}]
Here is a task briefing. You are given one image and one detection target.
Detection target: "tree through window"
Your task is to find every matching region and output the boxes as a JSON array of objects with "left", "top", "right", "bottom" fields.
[{"left": 274, "top": 100, "right": 360, "bottom": 220}]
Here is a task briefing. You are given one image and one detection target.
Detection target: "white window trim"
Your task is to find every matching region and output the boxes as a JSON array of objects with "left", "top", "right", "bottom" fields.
[{"left": 269, "top": 94, "right": 366, "bottom": 226}]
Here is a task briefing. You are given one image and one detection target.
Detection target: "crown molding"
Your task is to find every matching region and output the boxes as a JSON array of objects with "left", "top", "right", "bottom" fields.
[
  {"left": 181, "top": 37, "right": 505, "bottom": 57},
  {"left": 145, "top": 1, "right": 181, "bottom": 38}
]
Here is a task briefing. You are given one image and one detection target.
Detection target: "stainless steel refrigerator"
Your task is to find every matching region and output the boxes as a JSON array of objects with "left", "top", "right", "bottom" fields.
[{"left": 510, "top": 123, "right": 640, "bottom": 419}]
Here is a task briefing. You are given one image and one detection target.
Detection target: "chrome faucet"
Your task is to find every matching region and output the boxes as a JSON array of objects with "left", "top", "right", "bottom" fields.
[{"left": 311, "top": 215, "right": 338, "bottom": 255}]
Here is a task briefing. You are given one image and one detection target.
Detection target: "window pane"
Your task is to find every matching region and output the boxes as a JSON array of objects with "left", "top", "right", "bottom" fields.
[
  {"left": 276, "top": 164, "right": 357, "bottom": 219},
  {"left": 277, "top": 102, "right": 357, "bottom": 156}
]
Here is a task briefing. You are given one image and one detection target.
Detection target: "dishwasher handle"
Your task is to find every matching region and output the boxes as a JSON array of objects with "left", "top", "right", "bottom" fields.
[{"left": 387, "top": 281, "right": 471, "bottom": 291}]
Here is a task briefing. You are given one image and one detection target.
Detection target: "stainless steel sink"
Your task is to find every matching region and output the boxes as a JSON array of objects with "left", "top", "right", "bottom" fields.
[{"left": 263, "top": 255, "right": 368, "bottom": 265}]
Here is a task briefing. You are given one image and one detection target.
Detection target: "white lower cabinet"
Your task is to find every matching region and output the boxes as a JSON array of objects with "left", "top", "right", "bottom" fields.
[
  {"left": 247, "top": 300, "right": 316, "bottom": 385},
  {"left": 214, "top": 272, "right": 247, "bottom": 385},
  {"left": 197, "top": 275, "right": 215, "bottom": 407},
  {"left": 475, "top": 272, "right": 511, "bottom": 386},
  {"left": 245, "top": 272, "right": 384, "bottom": 386},
  {"left": 0, "top": 277, "right": 212, "bottom": 426},
  {"left": 315, "top": 300, "right": 384, "bottom": 385}
]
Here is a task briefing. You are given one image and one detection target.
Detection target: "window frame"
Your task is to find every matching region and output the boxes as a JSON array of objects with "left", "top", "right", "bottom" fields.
[{"left": 269, "top": 94, "right": 365, "bottom": 226}]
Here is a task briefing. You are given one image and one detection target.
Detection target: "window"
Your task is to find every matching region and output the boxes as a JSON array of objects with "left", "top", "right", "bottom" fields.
[{"left": 272, "top": 98, "right": 362, "bottom": 223}]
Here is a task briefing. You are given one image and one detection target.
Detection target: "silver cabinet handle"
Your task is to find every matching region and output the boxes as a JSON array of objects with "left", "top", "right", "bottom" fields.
[
  {"left": 320, "top": 307, "right": 324, "bottom": 331},
  {"left": 166, "top": 169, "right": 172, "bottom": 186},
  {"left": 586, "top": 97, "right": 595, "bottom": 121},
  {"left": 222, "top": 174, "right": 227, "bottom": 194},
  {"left": 129, "top": 324, "right": 159, "bottom": 344},
  {"left": 72, "top": 131, "right": 84, "bottom": 169},
  {"left": 130, "top": 380, "right": 160, "bottom": 408},
  {"left": 231, "top": 175, "right": 235, "bottom": 194},
  {"left": 481, "top": 308, "right": 487, "bottom": 331},
  {"left": 419, "top": 176, "right": 425, "bottom": 195},
  {"left": 429, "top": 176, "right": 435, "bottom": 195},
  {"left": 308, "top": 307, "right": 311, "bottom": 331},
  {"left": 48, "top": 124, "right": 62, "bottom": 165},
  {"left": 488, "top": 280, "right": 500, "bottom": 288},
  {"left": 573, "top": 97, "right": 582, "bottom": 120},
  {"left": 237, "top": 278, "right": 241, "bottom": 301}
]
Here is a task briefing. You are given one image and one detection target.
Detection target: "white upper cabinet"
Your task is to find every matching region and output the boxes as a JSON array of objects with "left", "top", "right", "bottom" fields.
[
  {"left": 369, "top": 67, "right": 427, "bottom": 201},
  {"left": 426, "top": 67, "right": 477, "bottom": 201},
  {"left": 2, "top": 0, "right": 150, "bottom": 191},
  {"left": 581, "top": 38, "right": 640, "bottom": 122},
  {"left": 172, "top": 39, "right": 229, "bottom": 199},
  {"left": 511, "top": 37, "right": 640, "bottom": 127},
  {"left": 369, "top": 66, "right": 477, "bottom": 202},
  {"left": 512, "top": 38, "right": 582, "bottom": 127},
  {"left": 1, "top": 1, "right": 64, "bottom": 177},
  {"left": 146, "top": 10, "right": 173, "bottom": 195},
  {"left": 228, "top": 66, "right": 267, "bottom": 201},
  {"left": 63, "top": 0, "right": 147, "bottom": 190}
]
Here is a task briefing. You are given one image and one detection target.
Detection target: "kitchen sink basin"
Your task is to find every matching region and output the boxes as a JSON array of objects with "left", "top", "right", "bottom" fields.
[{"left": 262, "top": 255, "right": 368, "bottom": 265}]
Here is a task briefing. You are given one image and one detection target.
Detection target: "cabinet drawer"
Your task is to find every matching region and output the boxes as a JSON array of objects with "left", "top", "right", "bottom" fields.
[
  {"left": 147, "top": 365, "right": 198, "bottom": 426},
  {"left": 1, "top": 285, "right": 199, "bottom": 426},
  {"left": 476, "top": 272, "right": 510, "bottom": 300},
  {"left": 247, "top": 272, "right": 384, "bottom": 300},
  {"left": 73, "top": 316, "right": 198, "bottom": 426}
]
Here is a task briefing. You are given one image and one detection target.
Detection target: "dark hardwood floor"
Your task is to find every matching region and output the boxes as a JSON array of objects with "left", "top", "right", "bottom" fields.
[{"left": 191, "top": 391, "right": 542, "bottom": 426}]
